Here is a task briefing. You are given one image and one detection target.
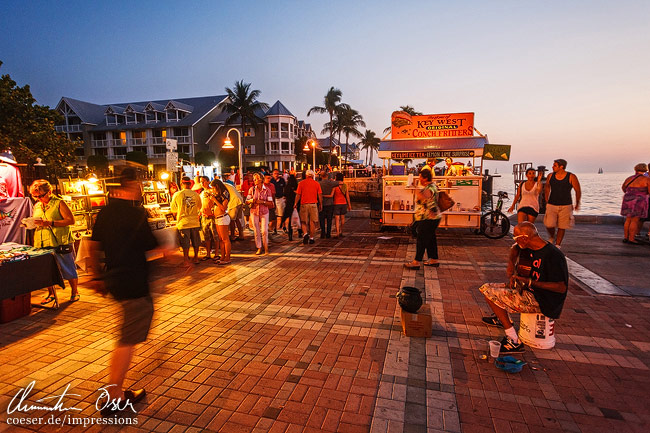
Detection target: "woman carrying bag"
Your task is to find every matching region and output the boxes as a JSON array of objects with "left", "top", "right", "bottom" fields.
[
  {"left": 332, "top": 172, "right": 352, "bottom": 238},
  {"left": 30, "top": 179, "right": 79, "bottom": 304},
  {"left": 404, "top": 169, "right": 442, "bottom": 269}
]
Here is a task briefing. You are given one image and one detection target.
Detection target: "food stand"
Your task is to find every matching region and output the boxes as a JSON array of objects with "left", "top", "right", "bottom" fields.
[{"left": 378, "top": 111, "right": 507, "bottom": 231}]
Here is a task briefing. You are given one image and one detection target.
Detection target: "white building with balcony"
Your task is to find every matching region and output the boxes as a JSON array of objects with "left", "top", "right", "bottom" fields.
[
  {"left": 55, "top": 95, "right": 227, "bottom": 166},
  {"left": 207, "top": 100, "right": 316, "bottom": 171}
]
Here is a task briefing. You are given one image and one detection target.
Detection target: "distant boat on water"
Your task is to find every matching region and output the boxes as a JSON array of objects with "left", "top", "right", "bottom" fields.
[{"left": 598, "top": 167, "right": 603, "bottom": 174}]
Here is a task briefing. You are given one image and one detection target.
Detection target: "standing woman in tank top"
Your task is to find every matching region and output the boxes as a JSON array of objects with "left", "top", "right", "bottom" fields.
[
  {"left": 508, "top": 168, "right": 543, "bottom": 224},
  {"left": 30, "top": 179, "right": 80, "bottom": 304}
]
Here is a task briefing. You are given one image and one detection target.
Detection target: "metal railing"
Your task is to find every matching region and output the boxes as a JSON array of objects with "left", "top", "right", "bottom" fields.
[
  {"left": 55, "top": 124, "right": 82, "bottom": 133},
  {"left": 91, "top": 140, "right": 109, "bottom": 148},
  {"left": 112, "top": 154, "right": 126, "bottom": 159},
  {"left": 127, "top": 138, "right": 147, "bottom": 145}
]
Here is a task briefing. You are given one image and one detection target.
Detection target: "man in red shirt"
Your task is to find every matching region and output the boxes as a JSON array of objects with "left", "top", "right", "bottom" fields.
[{"left": 294, "top": 170, "right": 322, "bottom": 244}]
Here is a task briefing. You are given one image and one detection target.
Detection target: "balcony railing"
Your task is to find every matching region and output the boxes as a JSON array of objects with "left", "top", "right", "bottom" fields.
[
  {"left": 170, "top": 135, "right": 192, "bottom": 144},
  {"left": 127, "top": 138, "right": 147, "bottom": 145},
  {"left": 266, "top": 132, "right": 293, "bottom": 141},
  {"left": 91, "top": 140, "right": 109, "bottom": 148},
  {"left": 112, "top": 154, "right": 126, "bottom": 159},
  {"left": 55, "top": 124, "right": 82, "bottom": 133}
]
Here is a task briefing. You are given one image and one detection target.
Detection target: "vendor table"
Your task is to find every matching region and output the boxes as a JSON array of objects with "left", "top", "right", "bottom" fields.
[
  {"left": 0, "top": 243, "right": 64, "bottom": 310},
  {"left": 75, "top": 226, "right": 178, "bottom": 271}
]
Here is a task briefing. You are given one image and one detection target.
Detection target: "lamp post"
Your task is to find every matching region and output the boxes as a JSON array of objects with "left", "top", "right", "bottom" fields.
[
  {"left": 332, "top": 144, "right": 341, "bottom": 167},
  {"left": 303, "top": 139, "right": 317, "bottom": 170},
  {"left": 223, "top": 128, "right": 242, "bottom": 188}
]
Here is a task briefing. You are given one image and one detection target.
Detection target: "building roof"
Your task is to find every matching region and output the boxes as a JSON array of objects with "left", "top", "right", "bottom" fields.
[
  {"left": 265, "top": 100, "right": 294, "bottom": 117},
  {"left": 57, "top": 95, "right": 227, "bottom": 131},
  {"left": 57, "top": 97, "right": 107, "bottom": 125}
]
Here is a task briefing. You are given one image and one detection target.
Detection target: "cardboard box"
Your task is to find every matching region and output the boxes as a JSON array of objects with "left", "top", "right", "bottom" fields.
[
  {"left": 0, "top": 293, "right": 31, "bottom": 324},
  {"left": 400, "top": 303, "right": 432, "bottom": 338}
]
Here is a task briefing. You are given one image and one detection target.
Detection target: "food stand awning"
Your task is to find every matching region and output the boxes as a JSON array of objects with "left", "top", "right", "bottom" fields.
[{"left": 378, "top": 136, "right": 489, "bottom": 160}]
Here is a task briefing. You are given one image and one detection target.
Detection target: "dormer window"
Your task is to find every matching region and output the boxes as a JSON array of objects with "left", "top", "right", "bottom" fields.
[{"left": 166, "top": 109, "right": 179, "bottom": 122}]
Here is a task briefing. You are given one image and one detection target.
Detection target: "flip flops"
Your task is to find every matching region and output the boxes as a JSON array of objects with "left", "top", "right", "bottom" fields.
[
  {"left": 70, "top": 294, "right": 80, "bottom": 302},
  {"left": 40, "top": 295, "right": 55, "bottom": 305}
]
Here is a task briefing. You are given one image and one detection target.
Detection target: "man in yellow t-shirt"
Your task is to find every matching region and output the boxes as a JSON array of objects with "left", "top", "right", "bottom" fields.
[{"left": 171, "top": 177, "right": 201, "bottom": 265}]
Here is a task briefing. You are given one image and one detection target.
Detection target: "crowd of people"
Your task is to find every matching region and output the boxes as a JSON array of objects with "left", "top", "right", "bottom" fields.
[{"left": 169, "top": 168, "right": 352, "bottom": 265}]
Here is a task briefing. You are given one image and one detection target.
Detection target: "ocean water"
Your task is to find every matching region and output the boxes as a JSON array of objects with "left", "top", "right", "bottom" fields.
[{"left": 492, "top": 172, "right": 629, "bottom": 216}]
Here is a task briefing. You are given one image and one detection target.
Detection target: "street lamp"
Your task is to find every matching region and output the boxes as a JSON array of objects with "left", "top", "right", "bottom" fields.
[
  {"left": 332, "top": 144, "right": 341, "bottom": 167},
  {"left": 224, "top": 128, "right": 242, "bottom": 188}
]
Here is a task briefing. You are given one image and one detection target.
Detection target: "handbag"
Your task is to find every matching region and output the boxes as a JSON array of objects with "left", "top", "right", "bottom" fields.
[
  {"left": 47, "top": 227, "right": 73, "bottom": 254},
  {"left": 437, "top": 191, "right": 455, "bottom": 212}
]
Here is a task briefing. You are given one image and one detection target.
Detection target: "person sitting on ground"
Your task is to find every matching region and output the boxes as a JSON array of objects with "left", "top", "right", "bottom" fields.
[
  {"left": 171, "top": 177, "right": 201, "bottom": 265},
  {"left": 620, "top": 163, "right": 650, "bottom": 244},
  {"left": 479, "top": 222, "right": 568, "bottom": 354},
  {"left": 508, "top": 168, "right": 543, "bottom": 224}
]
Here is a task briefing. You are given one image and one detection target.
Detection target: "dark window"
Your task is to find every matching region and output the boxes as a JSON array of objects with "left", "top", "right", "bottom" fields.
[{"left": 113, "top": 147, "right": 127, "bottom": 156}]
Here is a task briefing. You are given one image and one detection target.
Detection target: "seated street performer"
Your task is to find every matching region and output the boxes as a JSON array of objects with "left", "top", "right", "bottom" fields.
[{"left": 479, "top": 222, "right": 568, "bottom": 354}]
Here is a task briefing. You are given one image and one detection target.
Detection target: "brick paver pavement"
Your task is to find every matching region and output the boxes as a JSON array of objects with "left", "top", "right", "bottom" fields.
[{"left": 1, "top": 220, "right": 649, "bottom": 432}]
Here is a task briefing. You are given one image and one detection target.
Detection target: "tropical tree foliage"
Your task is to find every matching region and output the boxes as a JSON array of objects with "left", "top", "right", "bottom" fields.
[
  {"left": 338, "top": 107, "right": 365, "bottom": 165},
  {"left": 126, "top": 151, "right": 148, "bottom": 167},
  {"left": 195, "top": 150, "right": 216, "bottom": 166},
  {"left": 360, "top": 129, "right": 380, "bottom": 165},
  {"left": 0, "top": 61, "right": 76, "bottom": 176},
  {"left": 219, "top": 80, "right": 269, "bottom": 168},
  {"left": 308, "top": 87, "right": 342, "bottom": 164},
  {"left": 383, "top": 105, "right": 424, "bottom": 134}
]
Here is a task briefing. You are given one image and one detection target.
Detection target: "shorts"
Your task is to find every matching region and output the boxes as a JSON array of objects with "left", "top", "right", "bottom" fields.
[
  {"left": 479, "top": 283, "right": 541, "bottom": 314},
  {"left": 544, "top": 204, "right": 574, "bottom": 229},
  {"left": 333, "top": 204, "right": 348, "bottom": 216},
  {"left": 54, "top": 248, "right": 78, "bottom": 280},
  {"left": 243, "top": 203, "right": 251, "bottom": 217},
  {"left": 299, "top": 203, "right": 319, "bottom": 224},
  {"left": 275, "top": 197, "right": 286, "bottom": 217},
  {"left": 178, "top": 227, "right": 200, "bottom": 250},
  {"left": 215, "top": 213, "right": 231, "bottom": 226},
  {"left": 201, "top": 217, "right": 217, "bottom": 242},
  {"left": 118, "top": 295, "right": 154, "bottom": 345},
  {"left": 518, "top": 206, "right": 539, "bottom": 218}
]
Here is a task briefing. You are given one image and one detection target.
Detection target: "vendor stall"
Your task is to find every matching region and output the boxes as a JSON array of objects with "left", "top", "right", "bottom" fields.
[
  {"left": 58, "top": 178, "right": 108, "bottom": 240},
  {"left": 0, "top": 243, "right": 64, "bottom": 317},
  {"left": 378, "top": 111, "right": 508, "bottom": 231}
]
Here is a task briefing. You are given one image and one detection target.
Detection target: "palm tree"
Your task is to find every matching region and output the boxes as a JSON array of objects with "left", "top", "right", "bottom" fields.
[
  {"left": 308, "top": 87, "right": 342, "bottom": 164},
  {"left": 338, "top": 107, "right": 365, "bottom": 165},
  {"left": 219, "top": 80, "right": 269, "bottom": 156},
  {"left": 383, "top": 105, "right": 424, "bottom": 134},
  {"left": 360, "top": 129, "right": 380, "bottom": 165}
]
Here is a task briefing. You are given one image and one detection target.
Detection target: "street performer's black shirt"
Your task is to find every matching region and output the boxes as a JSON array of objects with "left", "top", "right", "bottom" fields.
[{"left": 524, "top": 243, "right": 568, "bottom": 319}]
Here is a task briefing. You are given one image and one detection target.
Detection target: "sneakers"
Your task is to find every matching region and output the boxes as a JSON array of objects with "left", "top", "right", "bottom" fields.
[
  {"left": 303, "top": 234, "right": 309, "bottom": 245},
  {"left": 308, "top": 238, "right": 315, "bottom": 244},
  {"left": 481, "top": 314, "right": 504, "bottom": 329},
  {"left": 499, "top": 336, "right": 525, "bottom": 354}
]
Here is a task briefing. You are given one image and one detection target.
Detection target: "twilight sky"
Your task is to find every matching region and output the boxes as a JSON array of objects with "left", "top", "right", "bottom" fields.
[{"left": 2, "top": 0, "right": 649, "bottom": 172}]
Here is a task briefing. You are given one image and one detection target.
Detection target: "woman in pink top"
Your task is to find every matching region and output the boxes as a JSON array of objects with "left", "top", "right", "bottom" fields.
[
  {"left": 508, "top": 168, "right": 543, "bottom": 224},
  {"left": 246, "top": 173, "right": 274, "bottom": 255},
  {"left": 331, "top": 172, "right": 352, "bottom": 237}
]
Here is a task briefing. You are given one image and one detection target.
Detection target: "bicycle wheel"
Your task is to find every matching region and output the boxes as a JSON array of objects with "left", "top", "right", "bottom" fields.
[{"left": 481, "top": 211, "right": 511, "bottom": 239}]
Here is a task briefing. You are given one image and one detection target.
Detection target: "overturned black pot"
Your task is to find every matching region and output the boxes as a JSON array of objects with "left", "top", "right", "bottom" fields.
[{"left": 396, "top": 286, "right": 423, "bottom": 313}]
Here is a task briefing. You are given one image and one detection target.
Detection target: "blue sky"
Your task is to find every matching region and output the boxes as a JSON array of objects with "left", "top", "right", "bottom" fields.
[{"left": 2, "top": 0, "right": 649, "bottom": 171}]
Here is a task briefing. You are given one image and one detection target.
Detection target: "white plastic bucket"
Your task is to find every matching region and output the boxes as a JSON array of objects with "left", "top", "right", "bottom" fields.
[{"left": 518, "top": 313, "right": 556, "bottom": 349}]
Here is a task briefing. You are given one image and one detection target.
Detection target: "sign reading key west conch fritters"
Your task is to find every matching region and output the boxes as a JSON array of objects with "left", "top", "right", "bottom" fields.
[{"left": 391, "top": 111, "right": 474, "bottom": 139}]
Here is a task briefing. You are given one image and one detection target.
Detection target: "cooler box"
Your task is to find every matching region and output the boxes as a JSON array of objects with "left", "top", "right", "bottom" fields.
[
  {"left": 400, "top": 303, "right": 432, "bottom": 338},
  {"left": 0, "top": 294, "right": 31, "bottom": 323},
  {"left": 518, "top": 313, "right": 556, "bottom": 349}
]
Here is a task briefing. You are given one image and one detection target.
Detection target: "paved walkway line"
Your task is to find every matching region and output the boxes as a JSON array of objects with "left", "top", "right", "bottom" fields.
[
  {"left": 565, "top": 256, "right": 628, "bottom": 296},
  {"left": 369, "top": 243, "right": 461, "bottom": 433}
]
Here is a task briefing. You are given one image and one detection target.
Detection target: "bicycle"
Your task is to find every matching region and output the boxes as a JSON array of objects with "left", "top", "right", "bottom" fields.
[{"left": 480, "top": 191, "right": 511, "bottom": 239}]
